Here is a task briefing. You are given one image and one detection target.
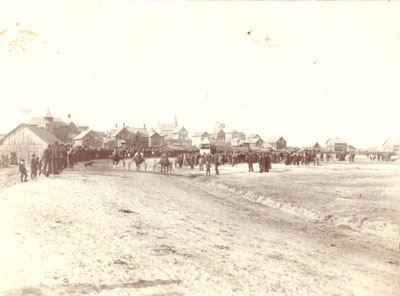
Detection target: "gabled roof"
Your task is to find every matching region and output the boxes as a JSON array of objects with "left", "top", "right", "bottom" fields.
[
  {"left": 326, "top": 137, "right": 347, "bottom": 145},
  {"left": 149, "top": 130, "right": 161, "bottom": 137},
  {"left": 248, "top": 134, "right": 261, "bottom": 139},
  {"left": 383, "top": 137, "right": 400, "bottom": 146},
  {"left": 192, "top": 131, "right": 208, "bottom": 137},
  {"left": 94, "top": 130, "right": 107, "bottom": 137},
  {"left": 266, "top": 136, "right": 285, "bottom": 143},
  {"left": 27, "top": 117, "right": 68, "bottom": 127},
  {"left": 74, "top": 130, "right": 100, "bottom": 140},
  {"left": 76, "top": 123, "right": 89, "bottom": 128},
  {"left": 210, "top": 128, "right": 224, "bottom": 135},
  {"left": 248, "top": 137, "right": 264, "bottom": 144},
  {"left": 0, "top": 123, "right": 62, "bottom": 145},
  {"left": 172, "top": 126, "right": 186, "bottom": 134},
  {"left": 112, "top": 127, "right": 127, "bottom": 137},
  {"left": 136, "top": 128, "right": 149, "bottom": 137},
  {"left": 157, "top": 124, "right": 176, "bottom": 133}
]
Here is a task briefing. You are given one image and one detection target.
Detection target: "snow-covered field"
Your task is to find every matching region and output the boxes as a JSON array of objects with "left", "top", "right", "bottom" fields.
[{"left": 0, "top": 159, "right": 399, "bottom": 295}]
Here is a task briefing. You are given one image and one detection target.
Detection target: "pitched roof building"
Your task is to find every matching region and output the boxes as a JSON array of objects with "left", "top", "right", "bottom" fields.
[
  {"left": 266, "top": 136, "right": 287, "bottom": 150},
  {"left": 0, "top": 123, "right": 62, "bottom": 161},
  {"left": 326, "top": 137, "right": 347, "bottom": 152},
  {"left": 73, "top": 130, "right": 102, "bottom": 148}
]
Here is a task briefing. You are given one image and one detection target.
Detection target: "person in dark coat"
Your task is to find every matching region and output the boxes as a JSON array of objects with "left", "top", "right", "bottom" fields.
[
  {"left": 40, "top": 144, "right": 51, "bottom": 174},
  {"left": 258, "top": 153, "right": 265, "bottom": 173},
  {"left": 19, "top": 159, "right": 27, "bottom": 182},
  {"left": 214, "top": 153, "right": 220, "bottom": 175},
  {"left": 247, "top": 152, "right": 254, "bottom": 172},
  {"left": 51, "top": 142, "right": 60, "bottom": 175},
  {"left": 265, "top": 152, "right": 271, "bottom": 172}
]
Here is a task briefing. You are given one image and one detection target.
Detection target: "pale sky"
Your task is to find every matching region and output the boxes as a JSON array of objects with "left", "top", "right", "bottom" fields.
[{"left": 1, "top": 0, "right": 399, "bottom": 147}]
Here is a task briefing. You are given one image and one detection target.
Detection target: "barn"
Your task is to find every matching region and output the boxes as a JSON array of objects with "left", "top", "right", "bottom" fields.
[{"left": 0, "top": 123, "right": 62, "bottom": 161}]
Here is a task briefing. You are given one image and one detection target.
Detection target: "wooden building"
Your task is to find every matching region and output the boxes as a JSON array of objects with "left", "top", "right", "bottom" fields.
[
  {"left": 225, "top": 130, "right": 246, "bottom": 143},
  {"left": 242, "top": 137, "right": 264, "bottom": 149},
  {"left": 0, "top": 123, "right": 62, "bottom": 161},
  {"left": 148, "top": 131, "right": 164, "bottom": 147},
  {"left": 192, "top": 131, "right": 210, "bottom": 147},
  {"left": 73, "top": 130, "right": 102, "bottom": 148},
  {"left": 27, "top": 108, "right": 69, "bottom": 143},
  {"left": 266, "top": 136, "right": 287, "bottom": 150},
  {"left": 382, "top": 138, "right": 400, "bottom": 153},
  {"left": 112, "top": 127, "right": 135, "bottom": 148},
  {"left": 326, "top": 137, "right": 347, "bottom": 152},
  {"left": 210, "top": 128, "right": 225, "bottom": 143}
]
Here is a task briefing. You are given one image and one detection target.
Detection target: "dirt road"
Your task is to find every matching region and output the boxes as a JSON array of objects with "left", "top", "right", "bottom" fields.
[{"left": 0, "top": 162, "right": 399, "bottom": 295}]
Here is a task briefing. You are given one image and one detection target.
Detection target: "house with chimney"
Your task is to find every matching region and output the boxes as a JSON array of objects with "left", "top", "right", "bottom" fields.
[{"left": 155, "top": 114, "right": 188, "bottom": 145}]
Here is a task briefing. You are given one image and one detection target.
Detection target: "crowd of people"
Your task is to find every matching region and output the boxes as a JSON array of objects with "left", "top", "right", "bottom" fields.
[
  {"left": 16, "top": 142, "right": 111, "bottom": 182},
  {"left": 5, "top": 143, "right": 398, "bottom": 182}
]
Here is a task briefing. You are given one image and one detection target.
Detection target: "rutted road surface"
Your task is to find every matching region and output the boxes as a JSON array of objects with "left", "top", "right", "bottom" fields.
[{"left": 0, "top": 163, "right": 399, "bottom": 295}]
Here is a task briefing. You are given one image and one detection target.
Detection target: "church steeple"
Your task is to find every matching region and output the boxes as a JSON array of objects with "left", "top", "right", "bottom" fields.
[
  {"left": 44, "top": 106, "right": 53, "bottom": 121},
  {"left": 174, "top": 113, "right": 178, "bottom": 127}
]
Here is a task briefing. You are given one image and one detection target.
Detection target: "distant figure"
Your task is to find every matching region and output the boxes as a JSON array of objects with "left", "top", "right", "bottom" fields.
[
  {"left": 247, "top": 152, "right": 254, "bottom": 172},
  {"left": 30, "top": 153, "right": 38, "bottom": 179},
  {"left": 206, "top": 160, "right": 211, "bottom": 176},
  {"left": 19, "top": 159, "right": 27, "bottom": 182},
  {"left": 214, "top": 153, "right": 220, "bottom": 175}
]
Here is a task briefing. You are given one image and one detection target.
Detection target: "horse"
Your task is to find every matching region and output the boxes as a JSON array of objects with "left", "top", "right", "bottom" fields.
[
  {"left": 128, "top": 153, "right": 147, "bottom": 171},
  {"left": 157, "top": 155, "right": 172, "bottom": 173}
]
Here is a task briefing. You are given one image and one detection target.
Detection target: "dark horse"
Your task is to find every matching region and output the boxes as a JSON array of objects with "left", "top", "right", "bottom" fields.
[{"left": 128, "top": 153, "right": 147, "bottom": 171}]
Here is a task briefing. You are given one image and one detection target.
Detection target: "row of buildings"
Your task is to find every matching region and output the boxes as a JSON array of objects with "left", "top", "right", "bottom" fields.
[{"left": 0, "top": 107, "right": 399, "bottom": 161}]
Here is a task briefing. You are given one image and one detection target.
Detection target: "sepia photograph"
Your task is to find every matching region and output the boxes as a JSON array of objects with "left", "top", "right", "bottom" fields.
[{"left": 0, "top": 0, "right": 399, "bottom": 295}]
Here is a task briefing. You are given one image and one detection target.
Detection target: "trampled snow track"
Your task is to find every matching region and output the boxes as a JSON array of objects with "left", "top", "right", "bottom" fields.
[{"left": 0, "top": 161, "right": 399, "bottom": 295}]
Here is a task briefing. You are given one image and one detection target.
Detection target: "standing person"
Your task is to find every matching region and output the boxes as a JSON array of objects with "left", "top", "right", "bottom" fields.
[
  {"left": 247, "top": 152, "right": 254, "bottom": 172},
  {"left": 258, "top": 153, "right": 264, "bottom": 173},
  {"left": 51, "top": 141, "right": 60, "bottom": 175},
  {"left": 19, "top": 159, "right": 27, "bottom": 182},
  {"left": 206, "top": 159, "right": 211, "bottom": 176},
  {"left": 199, "top": 155, "right": 204, "bottom": 171},
  {"left": 265, "top": 152, "right": 271, "bottom": 172},
  {"left": 40, "top": 144, "right": 51, "bottom": 175},
  {"left": 30, "top": 153, "right": 38, "bottom": 179},
  {"left": 214, "top": 153, "right": 220, "bottom": 175}
]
